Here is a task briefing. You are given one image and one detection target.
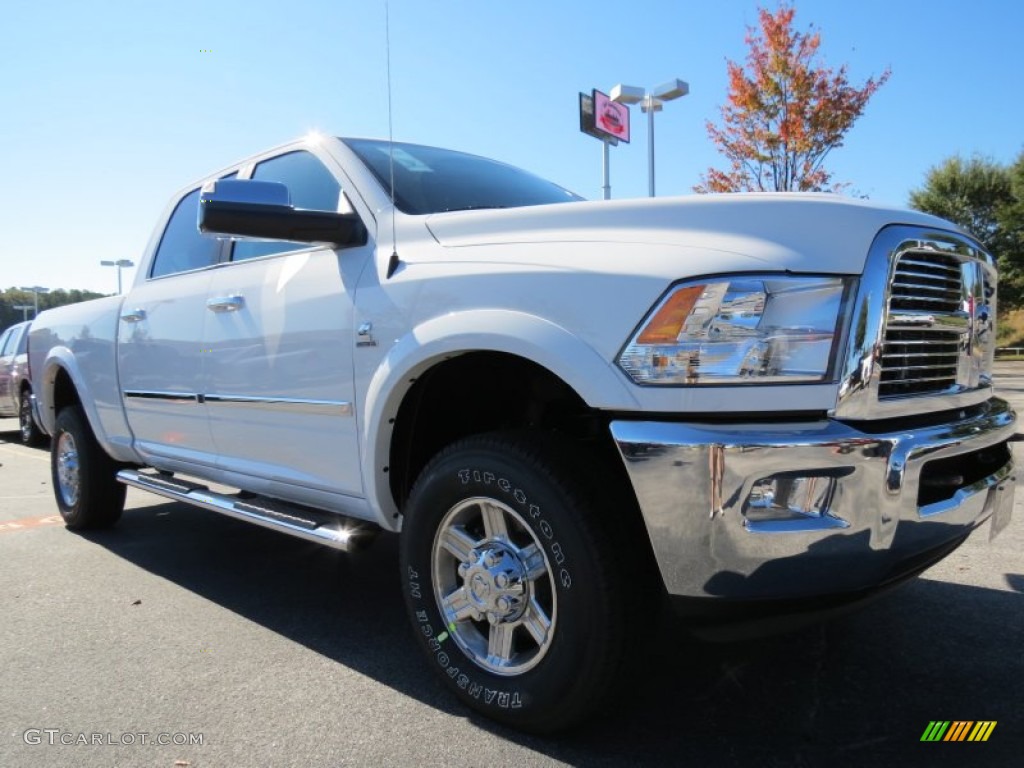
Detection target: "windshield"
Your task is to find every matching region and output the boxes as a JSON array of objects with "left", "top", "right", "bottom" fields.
[{"left": 342, "top": 138, "right": 583, "bottom": 215}]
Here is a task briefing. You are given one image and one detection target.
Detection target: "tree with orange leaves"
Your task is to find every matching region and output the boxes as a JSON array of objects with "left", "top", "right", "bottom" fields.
[{"left": 697, "top": 4, "right": 890, "bottom": 193}]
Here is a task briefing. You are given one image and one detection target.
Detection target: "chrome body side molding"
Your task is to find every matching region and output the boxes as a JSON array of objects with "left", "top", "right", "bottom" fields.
[
  {"left": 203, "top": 394, "right": 353, "bottom": 417},
  {"left": 122, "top": 391, "right": 353, "bottom": 416},
  {"left": 123, "top": 390, "right": 199, "bottom": 404}
]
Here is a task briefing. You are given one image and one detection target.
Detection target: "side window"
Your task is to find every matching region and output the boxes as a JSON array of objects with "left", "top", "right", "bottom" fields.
[
  {"left": 15, "top": 325, "right": 29, "bottom": 354},
  {"left": 0, "top": 329, "right": 13, "bottom": 357},
  {"left": 3, "top": 326, "right": 25, "bottom": 355},
  {"left": 232, "top": 151, "right": 342, "bottom": 262},
  {"left": 150, "top": 189, "right": 222, "bottom": 278}
]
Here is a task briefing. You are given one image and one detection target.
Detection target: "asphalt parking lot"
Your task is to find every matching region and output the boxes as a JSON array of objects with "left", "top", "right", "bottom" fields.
[{"left": 1, "top": 368, "right": 1023, "bottom": 767}]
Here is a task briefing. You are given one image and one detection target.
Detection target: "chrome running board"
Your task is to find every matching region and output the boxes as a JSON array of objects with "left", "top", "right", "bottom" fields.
[{"left": 117, "top": 469, "right": 374, "bottom": 551}]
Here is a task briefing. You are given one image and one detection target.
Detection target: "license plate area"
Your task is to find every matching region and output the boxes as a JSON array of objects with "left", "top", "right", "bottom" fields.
[{"left": 989, "top": 471, "right": 1016, "bottom": 540}]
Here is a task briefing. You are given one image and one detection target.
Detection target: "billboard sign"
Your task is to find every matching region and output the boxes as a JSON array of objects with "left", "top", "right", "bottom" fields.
[
  {"left": 592, "top": 89, "right": 630, "bottom": 143},
  {"left": 579, "top": 91, "right": 621, "bottom": 146}
]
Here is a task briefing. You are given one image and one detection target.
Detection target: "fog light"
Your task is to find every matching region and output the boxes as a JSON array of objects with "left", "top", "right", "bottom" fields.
[{"left": 745, "top": 474, "right": 836, "bottom": 523}]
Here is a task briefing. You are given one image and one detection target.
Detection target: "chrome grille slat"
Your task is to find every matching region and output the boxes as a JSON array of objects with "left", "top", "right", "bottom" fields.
[
  {"left": 892, "top": 270, "right": 960, "bottom": 285},
  {"left": 877, "top": 351, "right": 958, "bottom": 359},
  {"left": 892, "top": 290, "right": 962, "bottom": 303},
  {"left": 880, "top": 374, "right": 956, "bottom": 384},
  {"left": 882, "top": 339, "right": 959, "bottom": 347},
  {"left": 881, "top": 363, "right": 958, "bottom": 372},
  {"left": 891, "top": 281, "right": 960, "bottom": 293},
  {"left": 884, "top": 347, "right": 959, "bottom": 354},
  {"left": 894, "top": 257, "right": 961, "bottom": 275},
  {"left": 879, "top": 250, "right": 965, "bottom": 398}
]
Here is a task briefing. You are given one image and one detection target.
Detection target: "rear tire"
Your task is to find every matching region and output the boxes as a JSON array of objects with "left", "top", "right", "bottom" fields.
[
  {"left": 19, "top": 389, "right": 45, "bottom": 446},
  {"left": 400, "top": 431, "right": 634, "bottom": 732},
  {"left": 51, "top": 405, "right": 125, "bottom": 530}
]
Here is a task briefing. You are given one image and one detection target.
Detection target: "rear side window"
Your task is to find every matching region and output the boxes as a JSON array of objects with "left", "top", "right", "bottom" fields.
[
  {"left": 232, "top": 151, "right": 342, "bottom": 262},
  {"left": 0, "top": 328, "right": 14, "bottom": 356},
  {"left": 2, "top": 325, "right": 26, "bottom": 355},
  {"left": 15, "top": 324, "right": 29, "bottom": 354},
  {"left": 150, "top": 189, "right": 222, "bottom": 278}
]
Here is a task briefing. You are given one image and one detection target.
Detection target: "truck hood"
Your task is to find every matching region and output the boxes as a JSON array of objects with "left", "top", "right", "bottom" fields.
[{"left": 424, "top": 193, "right": 963, "bottom": 275}]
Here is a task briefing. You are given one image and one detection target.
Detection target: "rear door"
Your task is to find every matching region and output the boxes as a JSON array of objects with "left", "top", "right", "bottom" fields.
[
  {"left": 203, "top": 149, "right": 372, "bottom": 497},
  {"left": 117, "top": 188, "right": 224, "bottom": 466}
]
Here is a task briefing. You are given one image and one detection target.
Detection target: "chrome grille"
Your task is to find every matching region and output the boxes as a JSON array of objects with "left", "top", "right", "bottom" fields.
[
  {"left": 834, "top": 226, "right": 994, "bottom": 421},
  {"left": 879, "top": 251, "right": 964, "bottom": 398},
  {"left": 888, "top": 254, "right": 962, "bottom": 313}
]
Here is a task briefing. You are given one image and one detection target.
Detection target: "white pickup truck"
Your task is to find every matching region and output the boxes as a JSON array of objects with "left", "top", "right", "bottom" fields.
[{"left": 28, "top": 135, "right": 1016, "bottom": 731}]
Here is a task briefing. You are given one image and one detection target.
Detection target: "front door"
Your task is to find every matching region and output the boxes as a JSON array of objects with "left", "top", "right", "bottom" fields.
[{"left": 202, "top": 149, "right": 370, "bottom": 497}]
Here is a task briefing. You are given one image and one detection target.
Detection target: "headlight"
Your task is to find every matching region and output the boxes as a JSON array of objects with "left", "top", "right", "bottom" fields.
[{"left": 617, "top": 276, "right": 851, "bottom": 385}]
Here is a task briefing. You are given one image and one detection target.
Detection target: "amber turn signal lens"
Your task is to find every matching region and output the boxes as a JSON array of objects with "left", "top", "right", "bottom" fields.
[{"left": 636, "top": 285, "right": 704, "bottom": 344}]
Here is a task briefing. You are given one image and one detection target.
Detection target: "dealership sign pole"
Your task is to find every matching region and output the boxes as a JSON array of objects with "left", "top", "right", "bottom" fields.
[
  {"left": 579, "top": 90, "right": 630, "bottom": 200},
  {"left": 610, "top": 80, "right": 688, "bottom": 198}
]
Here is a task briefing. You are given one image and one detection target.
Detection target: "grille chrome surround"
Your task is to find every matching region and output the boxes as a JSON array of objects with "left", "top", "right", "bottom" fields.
[{"left": 834, "top": 225, "right": 997, "bottom": 420}]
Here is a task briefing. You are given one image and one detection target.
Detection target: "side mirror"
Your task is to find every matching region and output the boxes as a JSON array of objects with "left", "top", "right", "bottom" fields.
[{"left": 198, "top": 179, "right": 366, "bottom": 248}]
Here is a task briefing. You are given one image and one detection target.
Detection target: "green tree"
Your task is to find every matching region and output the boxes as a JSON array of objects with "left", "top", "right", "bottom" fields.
[
  {"left": 0, "top": 287, "right": 107, "bottom": 333},
  {"left": 908, "top": 156, "right": 1012, "bottom": 250},
  {"left": 908, "top": 153, "right": 1024, "bottom": 307},
  {"left": 697, "top": 4, "right": 890, "bottom": 193},
  {"left": 999, "top": 152, "right": 1024, "bottom": 280}
]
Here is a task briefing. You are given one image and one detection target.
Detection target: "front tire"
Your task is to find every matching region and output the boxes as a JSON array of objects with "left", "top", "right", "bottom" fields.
[
  {"left": 51, "top": 405, "right": 125, "bottom": 530},
  {"left": 19, "top": 389, "right": 45, "bottom": 446},
  {"left": 400, "top": 432, "right": 631, "bottom": 732}
]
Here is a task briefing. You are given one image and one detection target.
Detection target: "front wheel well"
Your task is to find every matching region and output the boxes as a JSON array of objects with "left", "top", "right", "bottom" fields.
[
  {"left": 386, "top": 353, "right": 662, "bottom": 608},
  {"left": 388, "top": 352, "right": 620, "bottom": 507}
]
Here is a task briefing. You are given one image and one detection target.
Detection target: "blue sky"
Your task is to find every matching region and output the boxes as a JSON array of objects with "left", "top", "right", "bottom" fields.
[{"left": 1, "top": 0, "right": 1021, "bottom": 293}]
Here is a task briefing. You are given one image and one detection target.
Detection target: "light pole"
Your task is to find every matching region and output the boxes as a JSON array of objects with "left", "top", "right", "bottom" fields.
[
  {"left": 101, "top": 259, "right": 135, "bottom": 294},
  {"left": 20, "top": 286, "right": 49, "bottom": 317},
  {"left": 13, "top": 304, "right": 33, "bottom": 322},
  {"left": 610, "top": 79, "right": 689, "bottom": 197}
]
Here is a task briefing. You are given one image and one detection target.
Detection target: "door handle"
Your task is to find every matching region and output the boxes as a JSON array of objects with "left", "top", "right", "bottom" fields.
[
  {"left": 207, "top": 295, "right": 245, "bottom": 312},
  {"left": 120, "top": 309, "right": 146, "bottom": 323}
]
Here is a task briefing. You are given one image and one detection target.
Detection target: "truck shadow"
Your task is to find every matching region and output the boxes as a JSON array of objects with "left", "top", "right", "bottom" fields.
[
  {"left": 81, "top": 501, "right": 1022, "bottom": 767},
  {"left": 0, "top": 427, "right": 49, "bottom": 451}
]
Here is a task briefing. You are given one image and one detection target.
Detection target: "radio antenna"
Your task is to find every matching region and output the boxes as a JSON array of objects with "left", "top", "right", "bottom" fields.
[{"left": 385, "top": 0, "right": 401, "bottom": 278}]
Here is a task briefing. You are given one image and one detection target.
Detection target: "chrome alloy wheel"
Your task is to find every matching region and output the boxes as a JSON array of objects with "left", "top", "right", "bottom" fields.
[
  {"left": 19, "top": 394, "right": 33, "bottom": 443},
  {"left": 55, "top": 431, "right": 81, "bottom": 508},
  {"left": 431, "top": 497, "right": 556, "bottom": 676}
]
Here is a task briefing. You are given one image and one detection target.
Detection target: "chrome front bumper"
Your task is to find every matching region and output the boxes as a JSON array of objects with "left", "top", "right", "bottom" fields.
[{"left": 611, "top": 398, "right": 1017, "bottom": 600}]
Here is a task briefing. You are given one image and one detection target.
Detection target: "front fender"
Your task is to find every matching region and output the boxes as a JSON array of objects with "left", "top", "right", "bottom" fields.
[{"left": 359, "top": 309, "right": 640, "bottom": 529}]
